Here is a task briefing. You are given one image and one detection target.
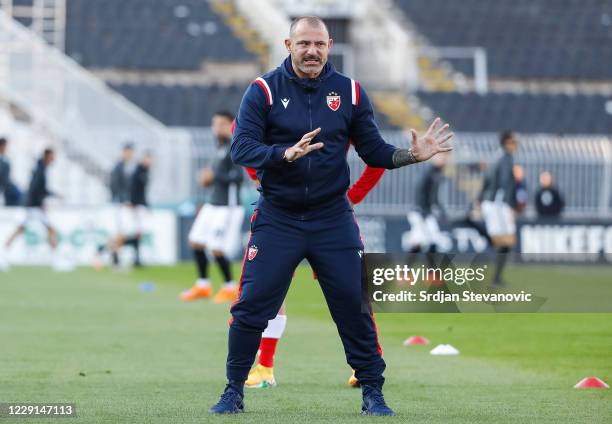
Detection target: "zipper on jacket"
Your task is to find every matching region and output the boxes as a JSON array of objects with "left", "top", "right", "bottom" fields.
[{"left": 305, "top": 93, "right": 313, "bottom": 206}]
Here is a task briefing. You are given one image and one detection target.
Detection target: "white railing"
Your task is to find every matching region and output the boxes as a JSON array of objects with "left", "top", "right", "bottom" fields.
[
  {"left": 0, "top": 10, "right": 191, "bottom": 204},
  {"left": 351, "top": 132, "right": 611, "bottom": 218},
  {"left": 187, "top": 128, "right": 612, "bottom": 218}
]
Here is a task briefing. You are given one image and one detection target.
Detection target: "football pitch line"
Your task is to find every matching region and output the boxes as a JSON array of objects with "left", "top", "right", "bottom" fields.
[{"left": 0, "top": 265, "right": 610, "bottom": 423}]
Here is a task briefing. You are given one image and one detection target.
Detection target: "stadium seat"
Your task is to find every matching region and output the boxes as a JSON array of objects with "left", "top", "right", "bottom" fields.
[
  {"left": 108, "top": 83, "right": 401, "bottom": 129},
  {"left": 394, "top": 0, "right": 612, "bottom": 80},
  {"left": 65, "top": 0, "right": 257, "bottom": 69},
  {"left": 417, "top": 92, "right": 612, "bottom": 134}
]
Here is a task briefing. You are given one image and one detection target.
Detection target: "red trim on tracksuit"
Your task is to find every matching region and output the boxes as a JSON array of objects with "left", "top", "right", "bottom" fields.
[
  {"left": 232, "top": 120, "right": 258, "bottom": 182},
  {"left": 228, "top": 211, "right": 258, "bottom": 326},
  {"left": 254, "top": 79, "right": 271, "bottom": 106},
  {"left": 231, "top": 120, "right": 258, "bottom": 181},
  {"left": 370, "top": 309, "right": 383, "bottom": 356}
]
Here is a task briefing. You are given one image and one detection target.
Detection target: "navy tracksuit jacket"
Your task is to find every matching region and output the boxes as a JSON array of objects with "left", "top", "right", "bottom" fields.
[{"left": 227, "top": 56, "right": 399, "bottom": 389}]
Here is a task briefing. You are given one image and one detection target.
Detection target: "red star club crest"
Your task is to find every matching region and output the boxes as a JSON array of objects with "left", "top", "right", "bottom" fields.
[
  {"left": 247, "top": 245, "right": 258, "bottom": 261},
  {"left": 326, "top": 92, "right": 341, "bottom": 111}
]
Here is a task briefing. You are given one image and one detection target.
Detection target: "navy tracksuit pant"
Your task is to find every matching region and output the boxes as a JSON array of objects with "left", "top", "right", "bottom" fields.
[{"left": 227, "top": 198, "right": 385, "bottom": 389}]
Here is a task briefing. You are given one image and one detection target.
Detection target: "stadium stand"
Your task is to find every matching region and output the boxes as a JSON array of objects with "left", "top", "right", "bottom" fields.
[
  {"left": 394, "top": 0, "right": 612, "bottom": 80},
  {"left": 65, "top": 0, "right": 257, "bottom": 69},
  {"left": 9, "top": 0, "right": 33, "bottom": 27},
  {"left": 418, "top": 92, "right": 612, "bottom": 134},
  {"left": 1, "top": 0, "right": 611, "bottom": 216},
  {"left": 110, "top": 82, "right": 400, "bottom": 129},
  {"left": 110, "top": 83, "right": 247, "bottom": 127}
]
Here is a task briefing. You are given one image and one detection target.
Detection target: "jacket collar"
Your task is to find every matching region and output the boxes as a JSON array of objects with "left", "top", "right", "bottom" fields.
[{"left": 281, "top": 55, "right": 335, "bottom": 90}]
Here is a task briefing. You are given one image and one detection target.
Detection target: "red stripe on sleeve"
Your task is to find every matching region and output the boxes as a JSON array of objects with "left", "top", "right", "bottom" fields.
[
  {"left": 228, "top": 211, "right": 258, "bottom": 326},
  {"left": 254, "top": 80, "right": 271, "bottom": 106},
  {"left": 231, "top": 119, "right": 258, "bottom": 182}
]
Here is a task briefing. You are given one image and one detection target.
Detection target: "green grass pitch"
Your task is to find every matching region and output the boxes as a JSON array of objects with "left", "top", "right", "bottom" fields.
[{"left": 0, "top": 264, "right": 610, "bottom": 423}]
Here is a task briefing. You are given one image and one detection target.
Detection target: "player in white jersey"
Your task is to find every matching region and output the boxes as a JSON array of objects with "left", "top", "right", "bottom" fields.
[{"left": 180, "top": 111, "right": 245, "bottom": 304}]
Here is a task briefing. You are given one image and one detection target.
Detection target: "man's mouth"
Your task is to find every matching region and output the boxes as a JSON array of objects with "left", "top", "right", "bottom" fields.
[{"left": 303, "top": 58, "right": 321, "bottom": 65}]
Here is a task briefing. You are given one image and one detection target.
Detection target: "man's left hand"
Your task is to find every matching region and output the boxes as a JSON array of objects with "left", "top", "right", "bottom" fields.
[{"left": 411, "top": 117, "right": 454, "bottom": 162}]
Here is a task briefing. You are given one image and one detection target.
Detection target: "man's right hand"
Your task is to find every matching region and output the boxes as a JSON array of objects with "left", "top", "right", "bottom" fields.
[{"left": 283, "top": 128, "right": 323, "bottom": 162}]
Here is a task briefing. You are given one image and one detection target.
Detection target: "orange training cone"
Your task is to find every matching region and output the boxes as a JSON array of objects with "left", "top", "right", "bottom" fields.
[
  {"left": 574, "top": 377, "right": 609, "bottom": 389},
  {"left": 403, "top": 336, "right": 430, "bottom": 346}
]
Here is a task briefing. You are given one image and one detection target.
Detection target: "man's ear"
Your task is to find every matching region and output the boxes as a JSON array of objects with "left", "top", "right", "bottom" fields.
[
  {"left": 328, "top": 38, "right": 333, "bottom": 50},
  {"left": 284, "top": 38, "right": 291, "bottom": 53}
]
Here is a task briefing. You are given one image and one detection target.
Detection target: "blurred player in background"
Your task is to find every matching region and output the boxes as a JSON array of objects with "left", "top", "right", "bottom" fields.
[
  {"left": 513, "top": 164, "right": 528, "bottom": 214},
  {"left": 0, "top": 136, "right": 21, "bottom": 206},
  {"left": 405, "top": 152, "right": 448, "bottom": 271},
  {"left": 127, "top": 150, "right": 152, "bottom": 267},
  {"left": 4, "top": 148, "right": 58, "bottom": 261},
  {"left": 110, "top": 143, "right": 135, "bottom": 204},
  {"left": 480, "top": 130, "right": 519, "bottom": 285},
  {"left": 460, "top": 162, "right": 493, "bottom": 245},
  {"left": 101, "top": 151, "right": 152, "bottom": 268},
  {"left": 95, "top": 143, "right": 135, "bottom": 268},
  {"left": 0, "top": 137, "right": 10, "bottom": 205},
  {"left": 535, "top": 171, "right": 564, "bottom": 219},
  {"left": 0, "top": 137, "right": 12, "bottom": 270},
  {"left": 245, "top": 164, "right": 385, "bottom": 389},
  {"left": 180, "top": 111, "right": 244, "bottom": 304}
]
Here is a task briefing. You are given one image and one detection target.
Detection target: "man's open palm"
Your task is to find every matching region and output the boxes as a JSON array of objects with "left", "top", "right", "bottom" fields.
[{"left": 411, "top": 118, "right": 454, "bottom": 162}]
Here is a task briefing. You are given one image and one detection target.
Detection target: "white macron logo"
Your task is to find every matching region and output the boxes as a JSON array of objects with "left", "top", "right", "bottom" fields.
[{"left": 281, "top": 98, "right": 290, "bottom": 109}]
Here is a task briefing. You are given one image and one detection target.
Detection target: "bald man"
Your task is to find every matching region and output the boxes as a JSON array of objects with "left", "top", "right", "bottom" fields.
[{"left": 209, "top": 16, "right": 453, "bottom": 416}]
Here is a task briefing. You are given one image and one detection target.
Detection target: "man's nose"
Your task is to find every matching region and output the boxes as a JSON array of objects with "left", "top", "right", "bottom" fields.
[{"left": 306, "top": 45, "right": 318, "bottom": 56}]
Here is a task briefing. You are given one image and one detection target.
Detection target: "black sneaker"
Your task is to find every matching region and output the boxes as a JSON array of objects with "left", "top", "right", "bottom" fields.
[
  {"left": 208, "top": 385, "right": 244, "bottom": 414},
  {"left": 361, "top": 385, "right": 395, "bottom": 416}
]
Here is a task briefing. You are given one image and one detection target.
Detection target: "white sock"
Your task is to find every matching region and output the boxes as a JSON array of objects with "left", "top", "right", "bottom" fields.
[
  {"left": 224, "top": 281, "right": 236, "bottom": 289},
  {"left": 262, "top": 314, "right": 287, "bottom": 339},
  {"left": 196, "top": 278, "right": 210, "bottom": 288}
]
